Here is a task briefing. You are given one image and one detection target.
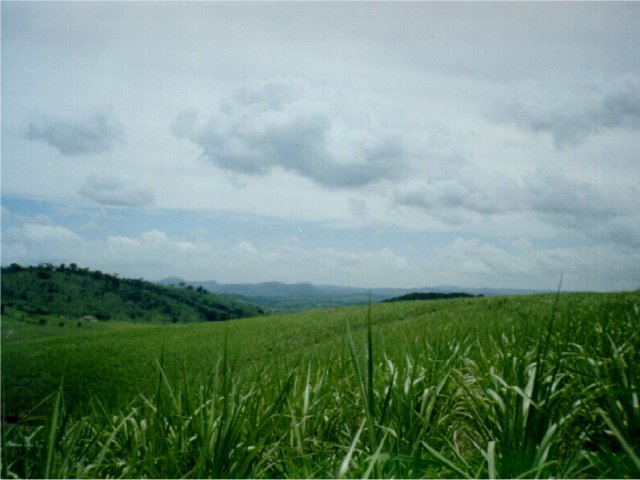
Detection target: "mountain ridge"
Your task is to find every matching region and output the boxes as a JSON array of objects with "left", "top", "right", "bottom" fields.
[{"left": 159, "top": 277, "right": 553, "bottom": 311}]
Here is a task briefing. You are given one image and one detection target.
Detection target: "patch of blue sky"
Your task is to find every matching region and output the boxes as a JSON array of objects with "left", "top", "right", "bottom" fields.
[
  {"left": 2, "top": 195, "right": 574, "bottom": 257},
  {"left": 1, "top": 194, "right": 585, "bottom": 279}
]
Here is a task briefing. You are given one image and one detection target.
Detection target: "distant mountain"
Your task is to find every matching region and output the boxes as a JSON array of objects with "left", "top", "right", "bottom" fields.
[
  {"left": 159, "top": 278, "right": 552, "bottom": 311},
  {"left": 1, "top": 264, "right": 266, "bottom": 323},
  {"left": 159, "top": 278, "right": 382, "bottom": 311},
  {"left": 204, "top": 281, "right": 321, "bottom": 299}
]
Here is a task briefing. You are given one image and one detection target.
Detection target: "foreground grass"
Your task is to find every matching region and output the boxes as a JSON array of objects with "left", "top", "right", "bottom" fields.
[{"left": 2, "top": 292, "right": 639, "bottom": 478}]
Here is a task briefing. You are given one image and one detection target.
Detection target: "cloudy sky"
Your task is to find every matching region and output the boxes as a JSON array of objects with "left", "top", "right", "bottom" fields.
[{"left": 2, "top": 2, "right": 639, "bottom": 291}]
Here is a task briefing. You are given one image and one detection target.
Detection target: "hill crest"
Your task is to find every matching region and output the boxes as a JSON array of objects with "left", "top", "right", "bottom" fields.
[{"left": 1, "top": 263, "right": 265, "bottom": 323}]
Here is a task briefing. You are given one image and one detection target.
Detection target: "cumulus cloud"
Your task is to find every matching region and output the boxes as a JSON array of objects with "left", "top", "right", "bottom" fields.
[
  {"left": 395, "top": 168, "right": 640, "bottom": 248},
  {"left": 1, "top": 205, "right": 12, "bottom": 222},
  {"left": 172, "top": 78, "right": 417, "bottom": 189},
  {"left": 434, "top": 237, "right": 531, "bottom": 280},
  {"left": 521, "top": 169, "right": 627, "bottom": 220},
  {"left": 21, "top": 223, "right": 81, "bottom": 243},
  {"left": 2, "top": 210, "right": 638, "bottom": 291},
  {"left": 429, "top": 236, "right": 640, "bottom": 291},
  {"left": 79, "top": 175, "right": 155, "bottom": 207},
  {"left": 2, "top": 223, "right": 82, "bottom": 264},
  {"left": 398, "top": 168, "right": 637, "bottom": 220},
  {"left": 396, "top": 178, "right": 511, "bottom": 218},
  {"left": 493, "top": 75, "right": 640, "bottom": 148},
  {"left": 597, "top": 215, "right": 640, "bottom": 249},
  {"left": 235, "top": 241, "right": 259, "bottom": 256},
  {"left": 26, "top": 110, "right": 124, "bottom": 155}
]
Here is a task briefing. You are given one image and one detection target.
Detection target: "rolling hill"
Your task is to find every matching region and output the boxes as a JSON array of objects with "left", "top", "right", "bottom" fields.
[{"left": 1, "top": 264, "right": 266, "bottom": 324}]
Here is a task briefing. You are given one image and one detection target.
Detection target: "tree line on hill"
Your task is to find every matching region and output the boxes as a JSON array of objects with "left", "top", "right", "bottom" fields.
[
  {"left": 1, "top": 263, "right": 265, "bottom": 324},
  {"left": 382, "top": 291, "right": 478, "bottom": 303}
]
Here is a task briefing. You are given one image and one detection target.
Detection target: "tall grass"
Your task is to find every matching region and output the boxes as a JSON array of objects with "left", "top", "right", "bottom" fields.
[{"left": 2, "top": 292, "right": 639, "bottom": 478}]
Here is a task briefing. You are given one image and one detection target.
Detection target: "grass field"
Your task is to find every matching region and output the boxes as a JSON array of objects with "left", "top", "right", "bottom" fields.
[{"left": 2, "top": 291, "right": 639, "bottom": 478}]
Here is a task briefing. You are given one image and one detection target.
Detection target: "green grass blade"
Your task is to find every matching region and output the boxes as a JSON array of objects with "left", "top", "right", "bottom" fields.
[
  {"left": 44, "top": 386, "right": 63, "bottom": 479},
  {"left": 423, "top": 442, "right": 472, "bottom": 479},
  {"left": 363, "top": 432, "right": 388, "bottom": 479},
  {"left": 366, "top": 298, "right": 375, "bottom": 419},
  {"left": 487, "top": 440, "right": 497, "bottom": 479},
  {"left": 337, "top": 418, "right": 366, "bottom": 478},
  {"left": 599, "top": 408, "right": 640, "bottom": 475}
]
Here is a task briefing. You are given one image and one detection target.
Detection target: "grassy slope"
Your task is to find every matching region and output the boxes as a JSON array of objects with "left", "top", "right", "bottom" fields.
[
  {"left": 2, "top": 301, "right": 385, "bottom": 416},
  {"left": 2, "top": 291, "right": 639, "bottom": 477},
  {"left": 1, "top": 292, "right": 634, "bottom": 416},
  {"left": 1, "top": 265, "right": 265, "bottom": 324}
]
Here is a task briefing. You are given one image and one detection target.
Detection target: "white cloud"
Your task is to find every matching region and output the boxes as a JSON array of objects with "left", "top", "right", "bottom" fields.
[
  {"left": 21, "top": 224, "right": 81, "bottom": 243},
  {"left": 2, "top": 223, "right": 82, "bottom": 264},
  {"left": 106, "top": 235, "right": 140, "bottom": 251},
  {"left": 79, "top": 175, "right": 155, "bottom": 207},
  {"left": 396, "top": 177, "right": 512, "bottom": 218},
  {"left": 433, "top": 237, "right": 531, "bottom": 280},
  {"left": 534, "top": 245, "right": 640, "bottom": 291},
  {"left": 235, "top": 241, "right": 258, "bottom": 256},
  {"left": 2, "top": 213, "right": 638, "bottom": 291},
  {"left": 94, "top": 229, "right": 413, "bottom": 287},
  {"left": 427, "top": 237, "right": 640, "bottom": 291},
  {"left": 0, "top": 221, "right": 412, "bottom": 287}
]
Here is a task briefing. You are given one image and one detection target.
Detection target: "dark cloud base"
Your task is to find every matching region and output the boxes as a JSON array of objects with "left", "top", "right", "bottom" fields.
[
  {"left": 173, "top": 79, "right": 411, "bottom": 189},
  {"left": 78, "top": 176, "right": 154, "bottom": 207},
  {"left": 26, "top": 110, "right": 125, "bottom": 156}
]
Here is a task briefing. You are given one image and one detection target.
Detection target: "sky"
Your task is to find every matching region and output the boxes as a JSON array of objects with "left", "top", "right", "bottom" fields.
[{"left": 2, "top": 1, "right": 640, "bottom": 291}]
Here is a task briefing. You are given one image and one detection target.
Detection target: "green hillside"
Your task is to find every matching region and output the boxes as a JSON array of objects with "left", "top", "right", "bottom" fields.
[
  {"left": 2, "top": 291, "right": 639, "bottom": 478},
  {"left": 1, "top": 263, "right": 266, "bottom": 324}
]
